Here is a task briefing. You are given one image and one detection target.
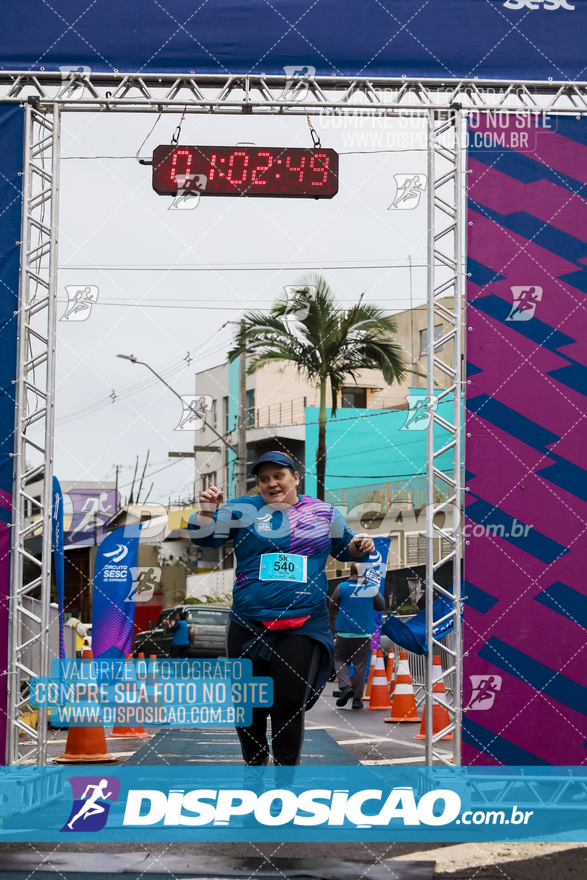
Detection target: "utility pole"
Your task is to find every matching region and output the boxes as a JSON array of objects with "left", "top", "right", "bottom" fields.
[
  {"left": 236, "top": 319, "right": 247, "bottom": 497},
  {"left": 114, "top": 464, "right": 122, "bottom": 511}
]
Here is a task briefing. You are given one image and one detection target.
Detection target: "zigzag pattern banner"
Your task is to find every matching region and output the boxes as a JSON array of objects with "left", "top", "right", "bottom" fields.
[{"left": 464, "top": 113, "right": 587, "bottom": 765}]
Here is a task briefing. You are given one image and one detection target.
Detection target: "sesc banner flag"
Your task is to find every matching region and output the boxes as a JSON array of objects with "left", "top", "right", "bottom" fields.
[
  {"left": 363, "top": 536, "right": 391, "bottom": 651},
  {"left": 382, "top": 593, "right": 463, "bottom": 655},
  {"left": 51, "top": 477, "right": 65, "bottom": 660},
  {"left": 92, "top": 524, "right": 141, "bottom": 658}
]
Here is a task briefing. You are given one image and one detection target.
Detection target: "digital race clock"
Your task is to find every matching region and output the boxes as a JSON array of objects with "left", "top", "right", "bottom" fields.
[{"left": 152, "top": 145, "right": 339, "bottom": 199}]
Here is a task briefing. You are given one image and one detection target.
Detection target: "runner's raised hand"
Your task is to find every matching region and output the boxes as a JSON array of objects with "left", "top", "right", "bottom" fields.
[
  {"left": 349, "top": 533, "right": 375, "bottom": 556},
  {"left": 199, "top": 485, "right": 225, "bottom": 518}
]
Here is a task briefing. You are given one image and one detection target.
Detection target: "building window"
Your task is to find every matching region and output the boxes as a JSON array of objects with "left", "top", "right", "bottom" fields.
[
  {"left": 406, "top": 533, "right": 426, "bottom": 566},
  {"left": 223, "top": 396, "right": 229, "bottom": 433},
  {"left": 211, "top": 399, "right": 217, "bottom": 429},
  {"left": 246, "top": 448, "right": 256, "bottom": 487},
  {"left": 341, "top": 386, "right": 367, "bottom": 408},
  {"left": 246, "top": 389, "right": 255, "bottom": 427},
  {"left": 202, "top": 472, "right": 217, "bottom": 490},
  {"left": 420, "top": 324, "right": 444, "bottom": 355}
]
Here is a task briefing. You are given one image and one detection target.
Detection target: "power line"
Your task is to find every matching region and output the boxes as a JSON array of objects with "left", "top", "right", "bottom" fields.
[
  {"left": 55, "top": 333, "right": 231, "bottom": 426},
  {"left": 60, "top": 149, "right": 427, "bottom": 160},
  {"left": 57, "top": 301, "right": 266, "bottom": 311},
  {"left": 58, "top": 262, "right": 428, "bottom": 272}
]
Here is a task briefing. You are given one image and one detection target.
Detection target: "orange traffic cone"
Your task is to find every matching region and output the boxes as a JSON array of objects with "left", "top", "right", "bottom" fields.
[
  {"left": 55, "top": 649, "right": 116, "bottom": 763},
  {"left": 362, "top": 651, "right": 376, "bottom": 701},
  {"left": 386, "top": 647, "right": 395, "bottom": 695},
  {"left": 413, "top": 654, "right": 453, "bottom": 740},
  {"left": 366, "top": 650, "right": 392, "bottom": 710},
  {"left": 384, "top": 651, "right": 420, "bottom": 723},
  {"left": 108, "top": 654, "right": 152, "bottom": 739}
]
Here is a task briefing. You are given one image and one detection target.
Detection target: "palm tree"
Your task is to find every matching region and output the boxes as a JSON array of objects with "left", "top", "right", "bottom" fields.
[{"left": 228, "top": 274, "right": 406, "bottom": 501}]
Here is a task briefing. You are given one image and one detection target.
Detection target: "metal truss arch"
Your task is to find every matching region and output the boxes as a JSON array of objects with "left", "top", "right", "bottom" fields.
[
  {"left": 425, "top": 108, "right": 465, "bottom": 766},
  {"left": 2, "top": 71, "right": 587, "bottom": 114},
  {"left": 7, "top": 104, "right": 60, "bottom": 765},
  {"left": 8, "top": 71, "right": 582, "bottom": 765}
]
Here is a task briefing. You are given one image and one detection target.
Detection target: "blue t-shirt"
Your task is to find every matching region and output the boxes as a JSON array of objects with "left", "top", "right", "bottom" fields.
[
  {"left": 335, "top": 579, "right": 380, "bottom": 636},
  {"left": 170, "top": 619, "right": 190, "bottom": 646},
  {"left": 188, "top": 494, "right": 364, "bottom": 622}
]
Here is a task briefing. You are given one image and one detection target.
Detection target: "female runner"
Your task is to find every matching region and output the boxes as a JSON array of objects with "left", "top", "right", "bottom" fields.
[{"left": 188, "top": 451, "right": 374, "bottom": 775}]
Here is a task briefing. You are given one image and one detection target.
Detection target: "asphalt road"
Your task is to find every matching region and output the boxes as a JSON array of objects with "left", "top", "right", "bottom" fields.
[{"left": 305, "top": 688, "right": 453, "bottom": 765}]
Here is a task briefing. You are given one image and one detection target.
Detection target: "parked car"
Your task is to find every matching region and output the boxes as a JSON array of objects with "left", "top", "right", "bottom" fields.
[{"left": 133, "top": 605, "right": 229, "bottom": 658}]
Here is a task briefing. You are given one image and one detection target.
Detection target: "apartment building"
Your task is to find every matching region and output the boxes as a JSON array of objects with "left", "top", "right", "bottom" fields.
[{"left": 191, "top": 297, "right": 459, "bottom": 500}]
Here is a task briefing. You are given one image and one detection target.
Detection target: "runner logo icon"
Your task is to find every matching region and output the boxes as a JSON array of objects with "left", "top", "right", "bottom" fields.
[
  {"left": 61, "top": 776, "right": 120, "bottom": 832},
  {"left": 125, "top": 566, "right": 161, "bottom": 602},
  {"left": 388, "top": 174, "right": 427, "bottom": 210},
  {"left": 174, "top": 395, "right": 212, "bottom": 431},
  {"left": 281, "top": 65, "right": 316, "bottom": 102},
  {"left": 466, "top": 675, "right": 503, "bottom": 711},
  {"left": 400, "top": 393, "right": 438, "bottom": 431},
  {"left": 60, "top": 285, "right": 99, "bottom": 322},
  {"left": 505, "top": 286, "right": 543, "bottom": 322}
]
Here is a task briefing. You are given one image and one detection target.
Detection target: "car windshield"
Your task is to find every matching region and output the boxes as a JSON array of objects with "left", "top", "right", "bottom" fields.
[{"left": 185, "top": 609, "right": 228, "bottom": 626}]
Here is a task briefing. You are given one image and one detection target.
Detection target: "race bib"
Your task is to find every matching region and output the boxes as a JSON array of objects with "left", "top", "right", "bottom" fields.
[{"left": 259, "top": 553, "right": 307, "bottom": 583}]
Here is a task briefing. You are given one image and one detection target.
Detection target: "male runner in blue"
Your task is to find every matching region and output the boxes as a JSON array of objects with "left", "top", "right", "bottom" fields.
[{"left": 188, "top": 451, "right": 374, "bottom": 773}]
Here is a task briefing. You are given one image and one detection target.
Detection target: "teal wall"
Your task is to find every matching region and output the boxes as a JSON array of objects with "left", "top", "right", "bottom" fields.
[{"left": 304, "top": 389, "right": 461, "bottom": 498}]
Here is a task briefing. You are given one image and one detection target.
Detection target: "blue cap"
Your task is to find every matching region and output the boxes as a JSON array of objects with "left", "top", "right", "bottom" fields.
[{"left": 251, "top": 452, "right": 297, "bottom": 475}]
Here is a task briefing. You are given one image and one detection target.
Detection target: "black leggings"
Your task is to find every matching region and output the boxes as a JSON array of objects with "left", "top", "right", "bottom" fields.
[{"left": 226, "top": 620, "right": 321, "bottom": 766}]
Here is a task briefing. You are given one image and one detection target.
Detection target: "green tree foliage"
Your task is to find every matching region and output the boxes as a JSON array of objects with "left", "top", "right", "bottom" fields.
[{"left": 229, "top": 275, "right": 406, "bottom": 500}]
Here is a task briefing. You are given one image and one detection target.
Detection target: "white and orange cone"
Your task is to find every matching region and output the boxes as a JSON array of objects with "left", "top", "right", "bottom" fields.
[
  {"left": 386, "top": 647, "right": 395, "bottom": 695},
  {"left": 362, "top": 650, "right": 376, "bottom": 701},
  {"left": 413, "top": 654, "right": 453, "bottom": 740},
  {"left": 55, "top": 649, "right": 116, "bottom": 763},
  {"left": 384, "top": 651, "right": 420, "bottom": 723},
  {"left": 366, "top": 650, "right": 392, "bottom": 710},
  {"left": 107, "top": 653, "right": 152, "bottom": 739}
]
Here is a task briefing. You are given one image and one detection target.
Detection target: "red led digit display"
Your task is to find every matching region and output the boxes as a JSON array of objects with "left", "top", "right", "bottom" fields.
[{"left": 152, "top": 145, "right": 338, "bottom": 198}]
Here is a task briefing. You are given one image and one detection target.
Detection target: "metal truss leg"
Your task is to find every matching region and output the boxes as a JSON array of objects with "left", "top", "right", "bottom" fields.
[
  {"left": 6, "top": 103, "right": 60, "bottom": 766},
  {"left": 425, "top": 107, "right": 465, "bottom": 766}
]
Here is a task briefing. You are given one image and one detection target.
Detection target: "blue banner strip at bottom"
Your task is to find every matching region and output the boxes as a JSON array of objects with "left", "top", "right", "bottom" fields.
[{"left": 0, "top": 766, "right": 586, "bottom": 842}]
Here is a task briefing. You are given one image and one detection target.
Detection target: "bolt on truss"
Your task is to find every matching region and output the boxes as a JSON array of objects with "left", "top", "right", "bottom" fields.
[
  {"left": 7, "top": 104, "right": 60, "bottom": 765},
  {"left": 425, "top": 107, "right": 465, "bottom": 766},
  {"left": 3, "top": 71, "right": 587, "bottom": 113}
]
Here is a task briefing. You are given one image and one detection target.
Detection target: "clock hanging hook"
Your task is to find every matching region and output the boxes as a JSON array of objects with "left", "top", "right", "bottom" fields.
[
  {"left": 171, "top": 106, "right": 188, "bottom": 146},
  {"left": 306, "top": 113, "right": 322, "bottom": 149}
]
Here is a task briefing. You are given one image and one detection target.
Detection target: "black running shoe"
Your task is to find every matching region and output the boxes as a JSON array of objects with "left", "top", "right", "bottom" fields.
[{"left": 336, "top": 685, "right": 354, "bottom": 707}]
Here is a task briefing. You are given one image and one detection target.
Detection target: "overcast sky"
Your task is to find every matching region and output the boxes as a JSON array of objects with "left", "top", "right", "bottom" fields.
[{"left": 52, "top": 110, "right": 428, "bottom": 504}]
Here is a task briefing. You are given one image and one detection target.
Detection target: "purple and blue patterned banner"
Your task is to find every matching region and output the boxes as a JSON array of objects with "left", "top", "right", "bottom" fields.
[
  {"left": 0, "top": 104, "right": 24, "bottom": 764},
  {"left": 465, "top": 113, "right": 587, "bottom": 765}
]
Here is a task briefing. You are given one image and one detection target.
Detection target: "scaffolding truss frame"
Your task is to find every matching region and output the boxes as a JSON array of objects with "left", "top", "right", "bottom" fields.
[
  {"left": 2, "top": 71, "right": 587, "bottom": 114},
  {"left": 7, "top": 102, "right": 60, "bottom": 766},
  {"left": 5, "top": 69, "right": 582, "bottom": 766},
  {"left": 425, "top": 107, "right": 464, "bottom": 766}
]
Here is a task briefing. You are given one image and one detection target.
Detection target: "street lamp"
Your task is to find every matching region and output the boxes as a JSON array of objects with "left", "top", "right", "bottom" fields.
[{"left": 115, "top": 353, "right": 239, "bottom": 456}]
